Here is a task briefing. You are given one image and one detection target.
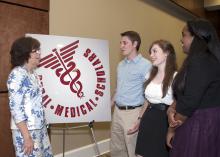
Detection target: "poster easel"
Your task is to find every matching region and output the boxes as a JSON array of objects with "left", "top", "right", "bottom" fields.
[{"left": 50, "top": 120, "right": 100, "bottom": 157}]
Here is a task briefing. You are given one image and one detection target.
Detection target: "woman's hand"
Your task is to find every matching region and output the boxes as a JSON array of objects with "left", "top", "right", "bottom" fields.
[
  {"left": 166, "top": 127, "right": 175, "bottom": 148},
  {"left": 23, "top": 135, "right": 34, "bottom": 155},
  {"left": 16, "top": 122, "right": 34, "bottom": 155},
  {"left": 127, "top": 119, "right": 141, "bottom": 135},
  {"left": 167, "top": 106, "right": 181, "bottom": 128},
  {"left": 175, "top": 112, "right": 187, "bottom": 124}
]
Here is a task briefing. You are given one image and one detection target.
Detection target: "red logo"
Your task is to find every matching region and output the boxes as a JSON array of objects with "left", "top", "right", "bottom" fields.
[
  {"left": 38, "top": 40, "right": 107, "bottom": 119},
  {"left": 39, "top": 40, "right": 84, "bottom": 98}
]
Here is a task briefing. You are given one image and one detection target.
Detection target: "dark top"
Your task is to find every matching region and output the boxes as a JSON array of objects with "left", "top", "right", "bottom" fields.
[{"left": 174, "top": 51, "right": 220, "bottom": 117}]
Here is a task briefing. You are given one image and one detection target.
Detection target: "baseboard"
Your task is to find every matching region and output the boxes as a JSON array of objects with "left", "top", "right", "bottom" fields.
[{"left": 54, "top": 138, "right": 110, "bottom": 157}]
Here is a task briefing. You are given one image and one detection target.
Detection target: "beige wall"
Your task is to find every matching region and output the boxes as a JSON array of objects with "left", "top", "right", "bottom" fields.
[{"left": 49, "top": 0, "right": 186, "bottom": 154}]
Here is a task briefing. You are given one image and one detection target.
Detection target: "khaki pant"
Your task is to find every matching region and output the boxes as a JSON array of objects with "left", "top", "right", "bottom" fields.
[{"left": 110, "top": 106, "right": 142, "bottom": 157}]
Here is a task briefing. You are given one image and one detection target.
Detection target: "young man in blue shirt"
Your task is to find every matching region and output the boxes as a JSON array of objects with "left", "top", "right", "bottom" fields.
[{"left": 111, "top": 31, "right": 151, "bottom": 157}]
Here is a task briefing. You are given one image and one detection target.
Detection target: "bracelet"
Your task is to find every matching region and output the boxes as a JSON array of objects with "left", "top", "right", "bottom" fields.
[{"left": 137, "top": 116, "right": 142, "bottom": 120}]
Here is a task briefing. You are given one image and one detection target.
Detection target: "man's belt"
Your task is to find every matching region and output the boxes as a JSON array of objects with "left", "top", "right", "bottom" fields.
[{"left": 116, "top": 103, "right": 142, "bottom": 110}]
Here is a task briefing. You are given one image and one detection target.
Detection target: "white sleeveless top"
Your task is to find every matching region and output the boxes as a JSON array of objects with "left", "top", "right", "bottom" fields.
[{"left": 144, "top": 72, "right": 177, "bottom": 105}]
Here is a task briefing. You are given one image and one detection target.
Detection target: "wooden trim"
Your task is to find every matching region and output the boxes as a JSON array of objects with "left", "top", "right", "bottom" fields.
[
  {"left": 0, "top": 0, "right": 49, "bottom": 11},
  {"left": 169, "top": 0, "right": 220, "bottom": 36},
  {"left": 170, "top": 0, "right": 204, "bottom": 17}
]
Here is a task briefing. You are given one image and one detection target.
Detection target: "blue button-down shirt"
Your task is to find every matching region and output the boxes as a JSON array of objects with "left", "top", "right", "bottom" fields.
[
  {"left": 7, "top": 66, "right": 45, "bottom": 130},
  {"left": 115, "top": 54, "right": 151, "bottom": 106}
]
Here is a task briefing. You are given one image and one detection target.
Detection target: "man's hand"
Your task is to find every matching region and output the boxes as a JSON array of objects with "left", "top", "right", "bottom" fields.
[
  {"left": 111, "top": 100, "right": 115, "bottom": 108},
  {"left": 127, "top": 119, "right": 141, "bottom": 135}
]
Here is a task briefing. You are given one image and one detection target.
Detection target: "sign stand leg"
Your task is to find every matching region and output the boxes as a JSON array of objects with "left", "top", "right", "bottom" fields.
[
  {"left": 50, "top": 121, "right": 101, "bottom": 157},
  {"left": 62, "top": 128, "right": 66, "bottom": 157},
  {"left": 89, "top": 121, "right": 101, "bottom": 156}
]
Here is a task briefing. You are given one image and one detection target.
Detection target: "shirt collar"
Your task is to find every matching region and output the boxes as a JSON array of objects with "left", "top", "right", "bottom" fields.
[{"left": 124, "top": 54, "right": 142, "bottom": 64}]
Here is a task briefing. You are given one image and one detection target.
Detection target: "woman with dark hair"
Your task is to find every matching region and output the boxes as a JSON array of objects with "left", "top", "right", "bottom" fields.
[
  {"left": 128, "top": 40, "right": 177, "bottom": 157},
  {"left": 167, "top": 19, "right": 220, "bottom": 157},
  {"left": 7, "top": 36, "right": 53, "bottom": 157}
]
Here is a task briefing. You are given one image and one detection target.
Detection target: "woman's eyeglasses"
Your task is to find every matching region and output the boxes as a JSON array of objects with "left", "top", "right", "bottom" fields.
[{"left": 32, "top": 49, "right": 41, "bottom": 54}]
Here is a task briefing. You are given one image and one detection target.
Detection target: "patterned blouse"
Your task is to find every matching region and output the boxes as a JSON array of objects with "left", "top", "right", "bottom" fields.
[{"left": 7, "top": 66, "right": 45, "bottom": 130}]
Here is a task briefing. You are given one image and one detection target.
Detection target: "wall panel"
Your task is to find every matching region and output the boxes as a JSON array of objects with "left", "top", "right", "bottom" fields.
[{"left": 0, "top": 1, "right": 49, "bottom": 156}]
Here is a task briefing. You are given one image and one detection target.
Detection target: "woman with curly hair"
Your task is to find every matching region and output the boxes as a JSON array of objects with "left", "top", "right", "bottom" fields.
[{"left": 7, "top": 36, "right": 53, "bottom": 157}]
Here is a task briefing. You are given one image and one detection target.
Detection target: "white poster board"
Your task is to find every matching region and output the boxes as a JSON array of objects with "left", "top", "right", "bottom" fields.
[{"left": 27, "top": 34, "right": 111, "bottom": 124}]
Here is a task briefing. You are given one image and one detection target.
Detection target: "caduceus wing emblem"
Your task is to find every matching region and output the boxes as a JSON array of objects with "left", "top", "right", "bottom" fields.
[{"left": 38, "top": 40, "right": 84, "bottom": 98}]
